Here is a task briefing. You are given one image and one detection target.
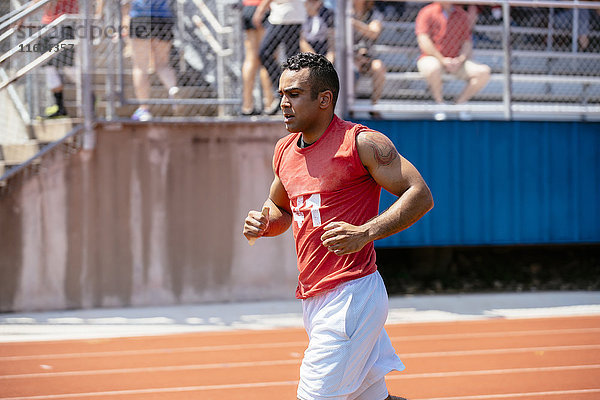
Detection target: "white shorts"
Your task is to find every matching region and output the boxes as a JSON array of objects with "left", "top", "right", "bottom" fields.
[{"left": 297, "top": 271, "right": 405, "bottom": 400}]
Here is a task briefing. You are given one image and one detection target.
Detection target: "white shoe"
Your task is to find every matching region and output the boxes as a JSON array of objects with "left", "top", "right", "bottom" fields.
[
  {"left": 169, "top": 86, "right": 182, "bottom": 116},
  {"left": 434, "top": 111, "right": 447, "bottom": 121},
  {"left": 459, "top": 111, "right": 473, "bottom": 121},
  {"left": 132, "top": 107, "right": 152, "bottom": 121}
]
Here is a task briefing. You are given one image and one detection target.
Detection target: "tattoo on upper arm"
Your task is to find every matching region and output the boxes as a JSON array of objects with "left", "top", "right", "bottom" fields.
[{"left": 363, "top": 134, "right": 398, "bottom": 166}]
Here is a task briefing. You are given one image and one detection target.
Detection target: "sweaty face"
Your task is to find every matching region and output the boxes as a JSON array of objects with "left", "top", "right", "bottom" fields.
[{"left": 278, "top": 68, "right": 322, "bottom": 135}]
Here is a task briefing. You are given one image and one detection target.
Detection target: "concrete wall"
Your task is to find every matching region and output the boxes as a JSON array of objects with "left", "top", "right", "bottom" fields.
[{"left": 0, "top": 122, "right": 298, "bottom": 312}]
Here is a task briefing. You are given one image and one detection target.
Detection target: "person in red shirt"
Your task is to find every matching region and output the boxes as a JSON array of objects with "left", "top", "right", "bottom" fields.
[
  {"left": 243, "top": 52, "right": 433, "bottom": 400},
  {"left": 415, "top": 2, "right": 491, "bottom": 120}
]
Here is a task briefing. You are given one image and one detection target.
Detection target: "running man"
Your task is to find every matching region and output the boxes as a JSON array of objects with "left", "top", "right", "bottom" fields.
[{"left": 243, "top": 52, "right": 433, "bottom": 400}]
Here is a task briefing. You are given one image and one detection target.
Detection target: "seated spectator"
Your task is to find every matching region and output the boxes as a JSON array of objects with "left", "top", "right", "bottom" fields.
[
  {"left": 352, "top": 0, "right": 386, "bottom": 119},
  {"left": 375, "top": 0, "right": 405, "bottom": 22},
  {"left": 300, "top": 0, "right": 335, "bottom": 63},
  {"left": 553, "top": 1, "right": 599, "bottom": 52},
  {"left": 415, "top": 2, "right": 491, "bottom": 120}
]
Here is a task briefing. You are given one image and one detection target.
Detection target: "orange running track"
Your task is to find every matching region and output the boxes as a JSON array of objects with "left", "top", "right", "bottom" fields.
[{"left": 1, "top": 315, "right": 600, "bottom": 400}]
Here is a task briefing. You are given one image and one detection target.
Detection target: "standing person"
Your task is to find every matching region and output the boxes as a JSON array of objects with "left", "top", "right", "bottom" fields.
[
  {"left": 300, "top": 0, "right": 335, "bottom": 63},
  {"left": 18, "top": 0, "right": 79, "bottom": 118},
  {"left": 241, "top": 0, "right": 275, "bottom": 116},
  {"left": 253, "top": 0, "right": 306, "bottom": 114},
  {"left": 415, "top": 2, "right": 491, "bottom": 121},
  {"left": 352, "top": 0, "right": 386, "bottom": 119},
  {"left": 128, "top": 0, "right": 180, "bottom": 121},
  {"left": 243, "top": 52, "right": 433, "bottom": 400}
]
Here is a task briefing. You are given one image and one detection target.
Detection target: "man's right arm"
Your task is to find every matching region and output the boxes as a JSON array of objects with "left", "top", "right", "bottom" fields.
[
  {"left": 417, "top": 33, "right": 444, "bottom": 62},
  {"left": 263, "top": 174, "right": 292, "bottom": 237},
  {"left": 243, "top": 174, "right": 292, "bottom": 241}
]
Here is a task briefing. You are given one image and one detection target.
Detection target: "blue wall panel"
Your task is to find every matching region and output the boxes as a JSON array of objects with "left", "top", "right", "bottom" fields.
[{"left": 357, "top": 120, "right": 600, "bottom": 247}]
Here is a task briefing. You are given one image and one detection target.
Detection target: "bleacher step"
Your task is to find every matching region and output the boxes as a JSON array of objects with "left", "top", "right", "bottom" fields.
[
  {"left": 31, "top": 118, "right": 74, "bottom": 143},
  {"left": 0, "top": 141, "right": 39, "bottom": 165}
]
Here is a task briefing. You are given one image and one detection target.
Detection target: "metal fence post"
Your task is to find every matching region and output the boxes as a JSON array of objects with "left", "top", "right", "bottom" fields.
[
  {"left": 80, "top": 0, "right": 96, "bottom": 149},
  {"left": 334, "top": 0, "right": 347, "bottom": 118},
  {"left": 502, "top": 1, "right": 512, "bottom": 120}
]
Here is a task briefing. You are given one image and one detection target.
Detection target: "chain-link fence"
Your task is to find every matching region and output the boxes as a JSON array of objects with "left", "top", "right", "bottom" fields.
[
  {"left": 349, "top": 0, "right": 600, "bottom": 120},
  {"left": 2, "top": 0, "right": 600, "bottom": 130},
  {"left": 95, "top": 0, "right": 599, "bottom": 121},
  {"left": 93, "top": 0, "right": 241, "bottom": 120},
  {"left": 0, "top": 0, "right": 82, "bottom": 178}
]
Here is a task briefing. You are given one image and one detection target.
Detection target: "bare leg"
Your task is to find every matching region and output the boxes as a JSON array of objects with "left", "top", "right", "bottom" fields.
[
  {"left": 130, "top": 38, "right": 152, "bottom": 110},
  {"left": 242, "top": 28, "right": 260, "bottom": 113},
  {"left": 417, "top": 56, "right": 444, "bottom": 104},
  {"left": 151, "top": 38, "right": 177, "bottom": 91},
  {"left": 370, "top": 59, "right": 386, "bottom": 105},
  {"left": 242, "top": 26, "right": 273, "bottom": 113},
  {"left": 455, "top": 63, "right": 491, "bottom": 104}
]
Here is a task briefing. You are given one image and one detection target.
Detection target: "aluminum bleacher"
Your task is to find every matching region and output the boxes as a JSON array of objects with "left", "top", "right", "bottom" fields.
[{"left": 351, "top": 2, "right": 600, "bottom": 119}]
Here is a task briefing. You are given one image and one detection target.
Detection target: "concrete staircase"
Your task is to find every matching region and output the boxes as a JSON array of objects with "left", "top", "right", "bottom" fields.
[{"left": 0, "top": 38, "right": 218, "bottom": 178}]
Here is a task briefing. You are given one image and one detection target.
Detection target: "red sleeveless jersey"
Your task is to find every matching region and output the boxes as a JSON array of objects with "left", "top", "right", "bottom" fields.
[{"left": 274, "top": 116, "right": 381, "bottom": 299}]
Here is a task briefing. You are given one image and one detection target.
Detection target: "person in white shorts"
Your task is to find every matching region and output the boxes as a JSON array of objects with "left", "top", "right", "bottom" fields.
[
  {"left": 243, "top": 52, "right": 434, "bottom": 400},
  {"left": 415, "top": 2, "right": 491, "bottom": 120}
]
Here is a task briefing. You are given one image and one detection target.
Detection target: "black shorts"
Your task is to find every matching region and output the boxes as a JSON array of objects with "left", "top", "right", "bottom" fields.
[
  {"left": 242, "top": 5, "right": 268, "bottom": 30},
  {"left": 39, "top": 25, "right": 75, "bottom": 67},
  {"left": 129, "top": 17, "right": 174, "bottom": 41}
]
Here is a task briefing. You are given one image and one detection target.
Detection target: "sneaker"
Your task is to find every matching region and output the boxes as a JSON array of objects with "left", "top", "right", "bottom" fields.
[
  {"left": 264, "top": 98, "right": 280, "bottom": 115},
  {"left": 168, "top": 86, "right": 182, "bottom": 116},
  {"left": 459, "top": 110, "right": 473, "bottom": 121},
  {"left": 369, "top": 111, "right": 383, "bottom": 120},
  {"left": 132, "top": 107, "right": 152, "bottom": 121},
  {"left": 43, "top": 104, "right": 68, "bottom": 119},
  {"left": 433, "top": 111, "right": 447, "bottom": 121},
  {"left": 241, "top": 108, "right": 261, "bottom": 116}
]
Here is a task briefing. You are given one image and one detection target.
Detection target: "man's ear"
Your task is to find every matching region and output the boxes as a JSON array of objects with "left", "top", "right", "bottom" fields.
[{"left": 319, "top": 90, "right": 333, "bottom": 109}]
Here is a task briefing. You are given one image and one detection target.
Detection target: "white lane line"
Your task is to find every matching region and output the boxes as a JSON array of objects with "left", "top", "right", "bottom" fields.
[
  {"left": 2, "top": 326, "right": 599, "bottom": 362},
  {"left": 399, "top": 343, "right": 600, "bottom": 358},
  {"left": 2, "top": 366, "right": 600, "bottom": 400},
  {"left": 0, "top": 341, "right": 308, "bottom": 361},
  {"left": 3, "top": 344, "right": 600, "bottom": 379},
  {"left": 388, "top": 363, "right": 600, "bottom": 380},
  {"left": 0, "top": 380, "right": 300, "bottom": 400},
  {"left": 390, "top": 327, "right": 600, "bottom": 342},
  {"left": 0, "top": 359, "right": 301, "bottom": 379},
  {"left": 412, "top": 388, "right": 600, "bottom": 400}
]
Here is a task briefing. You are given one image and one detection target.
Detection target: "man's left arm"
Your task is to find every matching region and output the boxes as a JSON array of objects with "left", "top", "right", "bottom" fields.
[{"left": 321, "top": 131, "right": 433, "bottom": 255}]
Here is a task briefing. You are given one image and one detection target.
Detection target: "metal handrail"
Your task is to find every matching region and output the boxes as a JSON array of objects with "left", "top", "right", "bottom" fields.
[
  {"left": 0, "top": 39, "right": 77, "bottom": 91},
  {"left": 0, "top": 1, "right": 32, "bottom": 25},
  {"left": 0, "top": 125, "right": 84, "bottom": 185},
  {"left": 0, "top": 0, "right": 53, "bottom": 32},
  {"left": 0, "top": 13, "right": 79, "bottom": 64}
]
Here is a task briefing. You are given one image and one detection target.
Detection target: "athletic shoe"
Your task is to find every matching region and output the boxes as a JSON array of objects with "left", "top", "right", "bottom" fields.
[
  {"left": 169, "top": 86, "right": 182, "bottom": 116},
  {"left": 434, "top": 111, "right": 447, "bottom": 121},
  {"left": 241, "top": 108, "right": 261, "bottom": 116},
  {"left": 369, "top": 111, "right": 383, "bottom": 120},
  {"left": 459, "top": 110, "right": 473, "bottom": 121},
  {"left": 43, "top": 104, "right": 68, "bottom": 119},
  {"left": 131, "top": 107, "right": 152, "bottom": 121},
  {"left": 264, "top": 99, "right": 280, "bottom": 115}
]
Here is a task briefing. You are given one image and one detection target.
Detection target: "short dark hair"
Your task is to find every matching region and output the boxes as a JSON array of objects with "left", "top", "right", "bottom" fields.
[{"left": 282, "top": 52, "right": 340, "bottom": 107}]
